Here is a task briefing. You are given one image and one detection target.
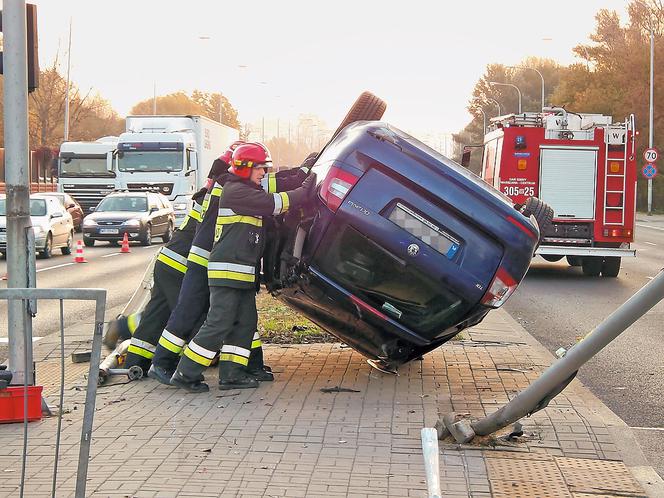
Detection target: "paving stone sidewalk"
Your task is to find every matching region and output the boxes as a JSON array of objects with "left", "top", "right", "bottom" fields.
[{"left": 0, "top": 309, "right": 662, "bottom": 497}]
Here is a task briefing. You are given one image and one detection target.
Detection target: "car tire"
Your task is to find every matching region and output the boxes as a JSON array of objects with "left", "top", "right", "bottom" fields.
[
  {"left": 61, "top": 232, "right": 74, "bottom": 255},
  {"left": 40, "top": 233, "right": 53, "bottom": 259},
  {"left": 581, "top": 256, "right": 602, "bottom": 277},
  {"left": 567, "top": 255, "right": 582, "bottom": 267},
  {"left": 601, "top": 256, "right": 621, "bottom": 278},
  {"left": 329, "top": 91, "right": 387, "bottom": 143},
  {"left": 140, "top": 224, "right": 152, "bottom": 246},
  {"left": 541, "top": 254, "right": 563, "bottom": 262},
  {"left": 162, "top": 222, "right": 173, "bottom": 243},
  {"left": 83, "top": 238, "right": 95, "bottom": 247},
  {"left": 521, "top": 197, "right": 554, "bottom": 241}
]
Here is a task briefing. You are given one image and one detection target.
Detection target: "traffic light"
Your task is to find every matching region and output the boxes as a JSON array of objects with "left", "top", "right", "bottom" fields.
[{"left": 0, "top": 3, "right": 40, "bottom": 92}]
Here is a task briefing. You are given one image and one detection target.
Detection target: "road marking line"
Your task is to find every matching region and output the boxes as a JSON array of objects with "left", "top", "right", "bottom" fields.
[
  {"left": 36, "top": 263, "right": 75, "bottom": 273},
  {"left": 637, "top": 223, "right": 664, "bottom": 232},
  {"left": 101, "top": 253, "right": 123, "bottom": 258},
  {"left": 0, "top": 336, "right": 42, "bottom": 343},
  {"left": 644, "top": 241, "right": 657, "bottom": 246},
  {"left": 630, "top": 426, "right": 664, "bottom": 432}
]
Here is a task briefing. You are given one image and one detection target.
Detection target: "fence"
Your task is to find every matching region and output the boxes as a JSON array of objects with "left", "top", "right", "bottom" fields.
[{"left": 0, "top": 288, "right": 106, "bottom": 498}]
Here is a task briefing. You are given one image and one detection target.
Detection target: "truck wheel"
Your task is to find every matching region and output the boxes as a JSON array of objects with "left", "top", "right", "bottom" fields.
[
  {"left": 329, "top": 91, "right": 387, "bottom": 142},
  {"left": 566, "top": 256, "right": 582, "bottom": 267},
  {"left": 140, "top": 224, "right": 152, "bottom": 246},
  {"left": 541, "top": 255, "right": 563, "bottom": 262},
  {"left": 521, "top": 197, "right": 554, "bottom": 240},
  {"left": 581, "top": 256, "right": 602, "bottom": 277},
  {"left": 601, "top": 257, "right": 621, "bottom": 278},
  {"left": 162, "top": 222, "right": 173, "bottom": 243},
  {"left": 61, "top": 232, "right": 74, "bottom": 255},
  {"left": 40, "top": 233, "right": 53, "bottom": 259}
]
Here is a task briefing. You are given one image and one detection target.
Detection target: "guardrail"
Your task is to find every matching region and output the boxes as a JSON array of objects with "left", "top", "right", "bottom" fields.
[{"left": 0, "top": 288, "right": 106, "bottom": 498}]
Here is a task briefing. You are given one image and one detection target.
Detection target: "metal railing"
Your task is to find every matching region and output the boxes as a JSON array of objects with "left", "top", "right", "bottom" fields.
[{"left": 0, "top": 288, "right": 106, "bottom": 498}]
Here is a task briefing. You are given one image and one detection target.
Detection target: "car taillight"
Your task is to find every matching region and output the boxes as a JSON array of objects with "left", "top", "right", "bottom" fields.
[
  {"left": 481, "top": 267, "right": 518, "bottom": 308},
  {"left": 319, "top": 166, "right": 360, "bottom": 212}
]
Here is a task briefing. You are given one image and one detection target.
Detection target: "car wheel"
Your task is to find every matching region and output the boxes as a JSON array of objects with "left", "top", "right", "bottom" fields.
[
  {"left": 162, "top": 222, "right": 173, "bottom": 243},
  {"left": 521, "top": 197, "right": 554, "bottom": 242},
  {"left": 61, "top": 232, "right": 74, "bottom": 255},
  {"left": 601, "top": 256, "right": 621, "bottom": 278},
  {"left": 581, "top": 256, "right": 602, "bottom": 277},
  {"left": 541, "top": 254, "right": 563, "bottom": 262},
  {"left": 567, "top": 255, "right": 582, "bottom": 267},
  {"left": 329, "top": 91, "right": 387, "bottom": 143},
  {"left": 83, "top": 237, "right": 95, "bottom": 247},
  {"left": 140, "top": 224, "right": 152, "bottom": 246},
  {"left": 40, "top": 233, "right": 53, "bottom": 259}
]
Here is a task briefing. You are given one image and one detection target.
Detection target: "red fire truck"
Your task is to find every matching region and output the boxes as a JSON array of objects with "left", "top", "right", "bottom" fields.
[{"left": 479, "top": 107, "right": 636, "bottom": 277}]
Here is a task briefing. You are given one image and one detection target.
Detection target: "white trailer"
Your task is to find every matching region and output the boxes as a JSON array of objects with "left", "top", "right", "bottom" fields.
[
  {"left": 57, "top": 137, "right": 119, "bottom": 213},
  {"left": 117, "top": 115, "right": 239, "bottom": 223}
]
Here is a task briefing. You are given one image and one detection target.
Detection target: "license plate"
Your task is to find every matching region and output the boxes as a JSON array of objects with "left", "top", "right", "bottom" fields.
[{"left": 99, "top": 228, "right": 119, "bottom": 235}]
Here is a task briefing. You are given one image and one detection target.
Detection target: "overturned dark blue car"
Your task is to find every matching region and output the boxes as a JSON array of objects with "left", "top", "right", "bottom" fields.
[{"left": 264, "top": 120, "right": 549, "bottom": 372}]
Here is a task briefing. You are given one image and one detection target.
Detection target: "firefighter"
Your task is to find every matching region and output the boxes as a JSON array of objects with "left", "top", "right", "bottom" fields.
[
  {"left": 120, "top": 158, "right": 228, "bottom": 374},
  {"left": 170, "top": 143, "right": 316, "bottom": 393},
  {"left": 149, "top": 146, "right": 314, "bottom": 385}
]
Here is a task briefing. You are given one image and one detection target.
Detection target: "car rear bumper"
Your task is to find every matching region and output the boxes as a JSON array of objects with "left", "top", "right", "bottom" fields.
[{"left": 83, "top": 226, "right": 145, "bottom": 241}]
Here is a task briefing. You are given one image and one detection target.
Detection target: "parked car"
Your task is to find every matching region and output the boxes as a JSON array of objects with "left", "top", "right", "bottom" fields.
[
  {"left": 81, "top": 190, "right": 175, "bottom": 247},
  {"left": 264, "top": 121, "right": 549, "bottom": 372},
  {"left": 0, "top": 194, "right": 75, "bottom": 259},
  {"left": 33, "top": 192, "right": 84, "bottom": 232}
]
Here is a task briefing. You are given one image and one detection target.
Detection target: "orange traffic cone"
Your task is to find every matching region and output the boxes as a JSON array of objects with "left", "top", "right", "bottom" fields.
[
  {"left": 74, "top": 240, "right": 87, "bottom": 263},
  {"left": 120, "top": 233, "right": 130, "bottom": 253}
]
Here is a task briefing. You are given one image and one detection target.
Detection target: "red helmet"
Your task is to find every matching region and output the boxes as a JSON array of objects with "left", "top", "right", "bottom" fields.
[
  {"left": 230, "top": 142, "right": 272, "bottom": 179},
  {"left": 219, "top": 140, "right": 246, "bottom": 165}
]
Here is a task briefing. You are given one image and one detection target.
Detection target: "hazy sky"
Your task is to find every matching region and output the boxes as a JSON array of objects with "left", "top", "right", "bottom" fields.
[{"left": 32, "top": 0, "right": 631, "bottom": 136}]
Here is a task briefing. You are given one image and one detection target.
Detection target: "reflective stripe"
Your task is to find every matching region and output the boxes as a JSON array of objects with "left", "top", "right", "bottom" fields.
[
  {"left": 208, "top": 262, "right": 255, "bottom": 275},
  {"left": 162, "top": 329, "right": 185, "bottom": 347},
  {"left": 189, "top": 202, "right": 204, "bottom": 222},
  {"left": 178, "top": 215, "right": 192, "bottom": 230},
  {"left": 220, "top": 344, "right": 251, "bottom": 358},
  {"left": 157, "top": 247, "right": 188, "bottom": 274},
  {"left": 219, "top": 353, "right": 249, "bottom": 366},
  {"left": 188, "top": 253, "right": 208, "bottom": 268},
  {"left": 128, "top": 344, "right": 154, "bottom": 359},
  {"left": 187, "top": 340, "right": 217, "bottom": 360},
  {"left": 127, "top": 313, "right": 141, "bottom": 334},
  {"left": 189, "top": 245, "right": 210, "bottom": 259},
  {"left": 251, "top": 339, "right": 262, "bottom": 349},
  {"left": 158, "top": 336, "right": 183, "bottom": 355},
  {"left": 188, "top": 245, "right": 211, "bottom": 267},
  {"left": 261, "top": 173, "right": 278, "bottom": 193},
  {"left": 252, "top": 332, "right": 260, "bottom": 341},
  {"left": 273, "top": 192, "right": 290, "bottom": 215},
  {"left": 211, "top": 185, "right": 222, "bottom": 197},
  {"left": 183, "top": 346, "right": 213, "bottom": 366},
  {"left": 130, "top": 338, "right": 156, "bottom": 353},
  {"left": 208, "top": 270, "right": 255, "bottom": 282},
  {"left": 217, "top": 208, "right": 262, "bottom": 227}
]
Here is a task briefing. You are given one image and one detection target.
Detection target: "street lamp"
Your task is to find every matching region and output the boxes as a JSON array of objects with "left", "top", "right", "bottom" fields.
[
  {"left": 489, "top": 81, "right": 522, "bottom": 114},
  {"left": 488, "top": 98, "right": 502, "bottom": 117},
  {"left": 477, "top": 108, "right": 486, "bottom": 135},
  {"left": 508, "top": 65, "right": 545, "bottom": 111}
]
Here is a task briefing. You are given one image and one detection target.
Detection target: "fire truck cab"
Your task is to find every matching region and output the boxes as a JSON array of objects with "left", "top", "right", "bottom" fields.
[{"left": 481, "top": 107, "right": 636, "bottom": 277}]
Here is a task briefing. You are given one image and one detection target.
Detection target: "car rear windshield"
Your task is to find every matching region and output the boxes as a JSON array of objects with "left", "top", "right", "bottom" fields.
[
  {"left": 96, "top": 196, "right": 147, "bottom": 212},
  {"left": 0, "top": 199, "right": 47, "bottom": 216},
  {"left": 316, "top": 225, "right": 469, "bottom": 336}
]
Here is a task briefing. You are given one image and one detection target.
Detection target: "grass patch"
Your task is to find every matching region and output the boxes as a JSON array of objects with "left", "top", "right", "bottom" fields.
[{"left": 256, "top": 292, "right": 336, "bottom": 344}]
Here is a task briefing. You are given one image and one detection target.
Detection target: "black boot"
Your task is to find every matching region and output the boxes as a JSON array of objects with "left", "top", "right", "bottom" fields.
[
  {"left": 248, "top": 365, "right": 274, "bottom": 382},
  {"left": 170, "top": 370, "right": 209, "bottom": 393},
  {"left": 219, "top": 361, "right": 258, "bottom": 390},
  {"left": 148, "top": 364, "right": 174, "bottom": 386},
  {"left": 246, "top": 346, "right": 273, "bottom": 381},
  {"left": 103, "top": 315, "right": 132, "bottom": 349}
]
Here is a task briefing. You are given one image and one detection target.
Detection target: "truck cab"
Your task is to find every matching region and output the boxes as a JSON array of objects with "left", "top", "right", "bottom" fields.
[{"left": 57, "top": 137, "right": 118, "bottom": 214}]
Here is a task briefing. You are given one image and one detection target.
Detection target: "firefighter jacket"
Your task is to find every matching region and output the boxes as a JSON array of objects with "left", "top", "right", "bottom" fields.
[
  {"left": 188, "top": 169, "right": 309, "bottom": 270},
  {"left": 207, "top": 173, "right": 314, "bottom": 289}
]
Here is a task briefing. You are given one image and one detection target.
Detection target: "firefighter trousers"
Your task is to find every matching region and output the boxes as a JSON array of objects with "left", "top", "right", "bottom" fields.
[
  {"left": 175, "top": 286, "right": 257, "bottom": 383},
  {"left": 124, "top": 263, "right": 184, "bottom": 371}
]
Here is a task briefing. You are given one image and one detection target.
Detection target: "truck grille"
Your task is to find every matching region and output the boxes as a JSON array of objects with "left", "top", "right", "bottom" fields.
[
  {"left": 126, "top": 183, "right": 174, "bottom": 197},
  {"left": 61, "top": 183, "right": 116, "bottom": 214}
]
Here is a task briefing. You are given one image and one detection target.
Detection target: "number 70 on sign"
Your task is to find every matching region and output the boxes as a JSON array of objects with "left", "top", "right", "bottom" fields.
[{"left": 643, "top": 148, "right": 659, "bottom": 163}]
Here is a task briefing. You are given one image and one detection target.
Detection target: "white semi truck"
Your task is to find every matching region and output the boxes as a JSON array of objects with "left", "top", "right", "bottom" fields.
[
  {"left": 116, "top": 115, "right": 239, "bottom": 223},
  {"left": 58, "top": 137, "right": 119, "bottom": 213}
]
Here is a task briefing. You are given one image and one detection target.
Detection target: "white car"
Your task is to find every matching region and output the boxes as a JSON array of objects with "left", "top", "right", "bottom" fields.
[{"left": 0, "top": 195, "right": 75, "bottom": 259}]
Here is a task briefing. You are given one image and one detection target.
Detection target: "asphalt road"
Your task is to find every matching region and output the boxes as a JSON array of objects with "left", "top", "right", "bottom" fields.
[
  {"left": 0, "top": 234, "right": 161, "bottom": 355},
  {"left": 505, "top": 215, "right": 664, "bottom": 477}
]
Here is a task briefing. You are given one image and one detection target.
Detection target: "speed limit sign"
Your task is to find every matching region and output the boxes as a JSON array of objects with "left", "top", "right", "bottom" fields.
[{"left": 644, "top": 147, "right": 659, "bottom": 163}]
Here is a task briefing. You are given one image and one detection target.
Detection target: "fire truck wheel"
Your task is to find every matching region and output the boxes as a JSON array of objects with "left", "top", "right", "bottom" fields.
[
  {"left": 581, "top": 256, "right": 602, "bottom": 277},
  {"left": 521, "top": 197, "right": 554, "bottom": 240},
  {"left": 601, "top": 257, "right": 621, "bottom": 278},
  {"left": 566, "top": 256, "right": 582, "bottom": 267},
  {"left": 541, "top": 255, "right": 563, "bottom": 262},
  {"left": 329, "top": 91, "right": 387, "bottom": 142}
]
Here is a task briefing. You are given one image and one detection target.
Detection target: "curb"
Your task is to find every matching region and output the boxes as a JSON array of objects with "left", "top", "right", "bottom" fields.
[{"left": 494, "top": 308, "right": 664, "bottom": 497}]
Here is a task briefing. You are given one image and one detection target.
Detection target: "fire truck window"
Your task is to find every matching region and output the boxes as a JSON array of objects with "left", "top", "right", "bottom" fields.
[
  {"left": 483, "top": 141, "right": 497, "bottom": 184},
  {"left": 493, "top": 137, "right": 503, "bottom": 189}
]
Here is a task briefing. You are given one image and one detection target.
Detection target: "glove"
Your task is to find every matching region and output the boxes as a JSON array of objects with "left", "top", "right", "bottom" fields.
[
  {"left": 300, "top": 152, "right": 319, "bottom": 171},
  {"left": 287, "top": 173, "right": 317, "bottom": 208},
  {"left": 301, "top": 172, "right": 317, "bottom": 192}
]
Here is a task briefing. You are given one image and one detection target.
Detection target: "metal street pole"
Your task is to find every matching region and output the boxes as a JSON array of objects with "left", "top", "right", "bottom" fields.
[
  {"left": 489, "top": 81, "right": 522, "bottom": 114},
  {"left": 488, "top": 98, "right": 502, "bottom": 116},
  {"left": 478, "top": 108, "right": 487, "bottom": 135},
  {"left": 4, "top": 0, "right": 34, "bottom": 386},
  {"left": 63, "top": 17, "right": 72, "bottom": 141},
  {"left": 508, "top": 66, "right": 545, "bottom": 110},
  {"left": 648, "top": 29, "right": 654, "bottom": 216}
]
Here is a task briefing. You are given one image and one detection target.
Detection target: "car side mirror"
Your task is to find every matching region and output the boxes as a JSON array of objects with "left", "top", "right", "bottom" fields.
[
  {"left": 150, "top": 207, "right": 159, "bottom": 213},
  {"left": 89, "top": 206, "right": 96, "bottom": 212},
  {"left": 184, "top": 168, "right": 196, "bottom": 177},
  {"left": 51, "top": 212, "right": 63, "bottom": 219}
]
